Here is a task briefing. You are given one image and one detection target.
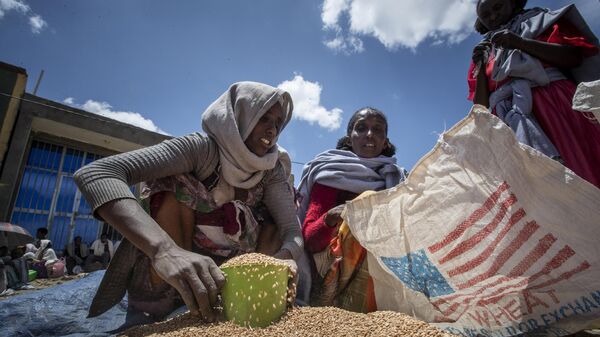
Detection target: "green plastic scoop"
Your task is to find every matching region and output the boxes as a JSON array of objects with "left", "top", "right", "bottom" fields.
[{"left": 220, "top": 262, "right": 290, "bottom": 328}]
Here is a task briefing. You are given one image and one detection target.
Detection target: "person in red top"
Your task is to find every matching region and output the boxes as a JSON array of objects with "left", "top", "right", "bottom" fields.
[
  {"left": 299, "top": 107, "right": 405, "bottom": 253},
  {"left": 469, "top": 0, "right": 600, "bottom": 189},
  {"left": 296, "top": 107, "right": 407, "bottom": 311}
]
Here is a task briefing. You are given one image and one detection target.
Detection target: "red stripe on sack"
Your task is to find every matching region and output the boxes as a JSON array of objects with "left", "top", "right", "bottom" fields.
[
  {"left": 439, "top": 194, "right": 517, "bottom": 264},
  {"left": 508, "top": 233, "right": 557, "bottom": 277},
  {"left": 476, "top": 246, "right": 577, "bottom": 305},
  {"left": 436, "top": 245, "right": 576, "bottom": 315},
  {"left": 436, "top": 275, "right": 513, "bottom": 317},
  {"left": 477, "top": 261, "right": 589, "bottom": 306},
  {"left": 454, "top": 216, "right": 534, "bottom": 290},
  {"left": 433, "top": 275, "right": 509, "bottom": 308},
  {"left": 428, "top": 181, "right": 510, "bottom": 253},
  {"left": 437, "top": 302, "right": 461, "bottom": 317},
  {"left": 448, "top": 209, "right": 527, "bottom": 278},
  {"left": 529, "top": 261, "right": 590, "bottom": 290}
]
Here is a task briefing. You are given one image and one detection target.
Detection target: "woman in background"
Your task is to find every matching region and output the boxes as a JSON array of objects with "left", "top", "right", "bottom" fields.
[{"left": 469, "top": 0, "right": 600, "bottom": 188}]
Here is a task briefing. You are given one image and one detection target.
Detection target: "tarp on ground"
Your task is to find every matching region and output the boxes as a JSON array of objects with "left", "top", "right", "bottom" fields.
[
  {"left": 0, "top": 271, "right": 127, "bottom": 337},
  {"left": 345, "top": 105, "right": 600, "bottom": 337}
]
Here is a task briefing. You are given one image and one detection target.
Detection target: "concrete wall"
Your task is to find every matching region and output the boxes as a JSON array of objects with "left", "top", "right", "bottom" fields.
[
  {"left": 0, "top": 92, "right": 170, "bottom": 221},
  {"left": 0, "top": 62, "right": 27, "bottom": 170}
]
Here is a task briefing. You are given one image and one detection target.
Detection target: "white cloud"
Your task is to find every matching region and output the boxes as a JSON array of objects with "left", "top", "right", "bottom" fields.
[
  {"left": 63, "top": 98, "right": 169, "bottom": 135},
  {"left": 324, "top": 33, "right": 364, "bottom": 54},
  {"left": 278, "top": 75, "right": 342, "bottom": 131},
  {"left": 322, "top": 0, "right": 350, "bottom": 29},
  {"left": 28, "top": 14, "right": 46, "bottom": 34},
  {"left": 0, "top": 0, "right": 29, "bottom": 18},
  {"left": 322, "top": 0, "right": 477, "bottom": 51},
  {"left": 0, "top": 0, "right": 47, "bottom": 33}
]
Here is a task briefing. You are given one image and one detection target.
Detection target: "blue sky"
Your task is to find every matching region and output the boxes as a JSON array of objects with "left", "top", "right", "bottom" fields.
[{"left": 1, "top": 0, "right": 599, "bottom": 184}]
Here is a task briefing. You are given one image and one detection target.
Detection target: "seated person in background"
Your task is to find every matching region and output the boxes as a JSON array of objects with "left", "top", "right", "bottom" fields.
[
  {"left": 30, "top": 240, "right": 60, "bottom": 279},
  {"left": 1, "top": 246, "right": 20, "bottom": 293},
  {"left": 0, "top": 258, "right": 9, "bottom": 295},
  {"left": 0, "top": 245, "right": 34, "bottom": 289},
  {"left": 87, "top": 233, "right": 114, "bottom": 269},
  {"left": 297, "top": 107, "right": 406, "bottom": 312},
  {"left": 64, "top": 236, "right": 88, "bottom": 274},
  {"left": 34, "top": 227, "right": 48, "bottom": 248},
  {"left": 22, "top": 243, "right": 37, "bottom": 259}
]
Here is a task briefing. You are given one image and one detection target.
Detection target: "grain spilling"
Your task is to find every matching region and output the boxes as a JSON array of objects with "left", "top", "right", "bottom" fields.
[{"left": 121, "top": 306, "right": 457, "bottom": 337}]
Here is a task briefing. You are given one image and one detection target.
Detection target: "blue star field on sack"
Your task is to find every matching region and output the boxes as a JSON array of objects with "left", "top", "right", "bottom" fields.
[{"left": 381, "top": 249, "right": 454, "bottom": 298}]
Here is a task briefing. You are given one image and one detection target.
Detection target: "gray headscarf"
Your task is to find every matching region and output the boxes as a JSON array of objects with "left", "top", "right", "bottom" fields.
[{"left": 201, "top": 81, "right": 293, "bottom": 189}]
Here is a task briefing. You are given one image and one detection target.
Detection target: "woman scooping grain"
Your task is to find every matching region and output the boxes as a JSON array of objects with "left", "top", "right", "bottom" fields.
[{"left": 74, "top": 82, "right": 303, "bottom": 326}]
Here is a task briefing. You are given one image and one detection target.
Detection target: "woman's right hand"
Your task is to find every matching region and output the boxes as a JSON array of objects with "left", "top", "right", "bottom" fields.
[
  {"left": 472, "top": 41, "right": 491, "bottom": 67},
  {"left": 151, "top": 243, "right": 226, "bottom": 322}
]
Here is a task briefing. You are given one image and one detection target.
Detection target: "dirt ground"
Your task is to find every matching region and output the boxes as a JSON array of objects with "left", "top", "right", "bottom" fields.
[{"left": 0, "top": 273, "right": 87, "bottom": 300}]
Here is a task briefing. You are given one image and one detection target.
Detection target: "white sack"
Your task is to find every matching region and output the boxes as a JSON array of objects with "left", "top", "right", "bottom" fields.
[{"left": 345, "top": 105, "right": 600, "bottom": 337}]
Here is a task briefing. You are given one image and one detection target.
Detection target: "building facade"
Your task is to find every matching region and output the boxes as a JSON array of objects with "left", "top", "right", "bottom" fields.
[{"left": 0, "top": 61, "right": 170, "bottom": 250}]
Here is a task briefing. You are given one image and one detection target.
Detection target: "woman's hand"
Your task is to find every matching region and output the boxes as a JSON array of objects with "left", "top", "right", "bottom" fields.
[
  {"left": 492, "top": 29, "right": 584, "bottom": 68},
  {"left": 273, "top": 248, "right": 292, "bottom": 260},
  {"left": 276, "top": 258, "right": 298, "bottom": 306},
  {"left": 151, "top": 243, "right": 226, "bottom": 322},
  {"left": 472, "top": 41, "right": 491, "bottom": 66},
  {"left": 325, "top": 204, "right": 346, "bottom": 228},
  {"left": 490, "top": 29, "right": 523, "bottom": 50},
  {"left": 97, "top": 198, "right": 227, "bottom": 322}
]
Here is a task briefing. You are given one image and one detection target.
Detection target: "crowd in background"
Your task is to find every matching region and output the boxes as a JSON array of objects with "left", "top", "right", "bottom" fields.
[{"left": 0, "top": 227, "right": 118, "bottom": 296}]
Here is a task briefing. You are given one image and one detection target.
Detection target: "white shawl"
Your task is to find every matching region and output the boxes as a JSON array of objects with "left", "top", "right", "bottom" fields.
[{"left": 36, "top": 240, "right": 58, "bottom": 266}]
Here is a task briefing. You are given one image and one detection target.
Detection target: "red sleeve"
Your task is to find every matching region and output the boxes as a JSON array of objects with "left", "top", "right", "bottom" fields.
[
  {"left": 467, "top": 61, "right": 477, "bottom": 102},
  {"left": 466, "top": 53, "right": 501, "bottom": 102},
  {"left": 537, "top": 19, "right": 598, "bottom": 57},
  {"left": 302, "top": 183, "right": 340, "bottom": 253}
]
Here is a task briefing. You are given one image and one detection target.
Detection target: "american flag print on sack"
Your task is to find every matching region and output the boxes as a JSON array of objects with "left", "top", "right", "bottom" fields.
[
  {"left": 345, "top": 107, "right": 600, "bottom": 336},
  {"left": 381, "top": 181, "right": 591, "bottom": 328}
]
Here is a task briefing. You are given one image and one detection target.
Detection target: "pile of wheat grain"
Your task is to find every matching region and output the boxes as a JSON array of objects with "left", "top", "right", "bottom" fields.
[
  {"left": 121, "top": 306, "right": 456, "bottom": 337},
  {"left": 220, "top": 253, "right": 290, "bottom": 269},
  {"left": 122, "top": 253, "right": 455, "bottom": 336}
]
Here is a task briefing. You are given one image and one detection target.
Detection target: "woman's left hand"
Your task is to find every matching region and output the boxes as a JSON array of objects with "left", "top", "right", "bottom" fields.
[
  {"left": 276, "top": 258, "right": 298, "bottom": 306},
  {"left": 273, "top": 248, "right": 292, "bottom": 260},
  {"left": 491, "top": 29, "right": 523, "bottom": 50}
]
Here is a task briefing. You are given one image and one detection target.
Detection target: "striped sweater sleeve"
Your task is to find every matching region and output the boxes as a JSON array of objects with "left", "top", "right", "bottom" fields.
[
  {"left": 261, "top": 163, "right": 304, "bottom": 261},
  {"left": 73, "top": 133, "right": 215, "bottom": 216}
]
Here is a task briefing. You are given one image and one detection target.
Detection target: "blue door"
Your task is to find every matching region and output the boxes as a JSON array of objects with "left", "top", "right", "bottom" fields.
[{"left": 10, "top": 140, "right": 106, "bottom": 250}]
